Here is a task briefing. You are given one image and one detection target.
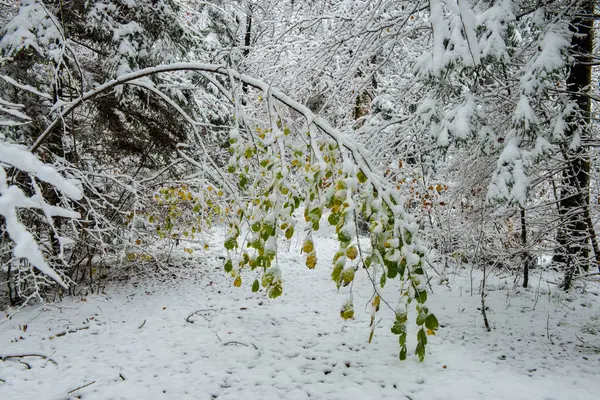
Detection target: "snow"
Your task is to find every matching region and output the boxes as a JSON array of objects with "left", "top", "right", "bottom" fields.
[
  {"left": 1, "top": 227, "right": 599, "bottom": 399},
  {"left": 520, "top": 28, "right": 570, "bottom": 95},
  {"left": 0, "top": 142, "right": 82, "bottom": 286},
  {"left": 0, "top": 0, "right": 62, "bottom": 59},
  {"left": 0, "top": 143, "right": 81, "bottom": 199}
]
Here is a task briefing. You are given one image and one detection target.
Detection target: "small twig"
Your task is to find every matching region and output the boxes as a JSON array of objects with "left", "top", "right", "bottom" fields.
[
  {"left": 223, "top": 340, "right": 257, "bottom": 350},
  {"left": 481, "top": 263, "right": 491, "bottom": 332},
  {"left": 186, "top": 309, "right": 215, "bottom": 323},
  {"left": 138, "top": 319, "right": 146, "bottom": 329},
  {"left": 0, "top": 377, "right": 5, "bottom": 383},
  {"left": 67, "top": 380, "right": 96, "bottom": 394},
  {"left": 222, "top": 340, "right": 261, "bottom": 358},
  {"left": 51, "top": 325, "right": 90, "bottom": 338},
  {"left": 0, "top": 354, "right": 57, "bottom": 365},
  {"left": 547, "top": 313, "right": 554, "bottom": 345},
  {"left": 119, "top": 373, "right": 126, "bottom": 381},
  {"left": 18, "top": 360, "right": 31, "bottom": 369}
]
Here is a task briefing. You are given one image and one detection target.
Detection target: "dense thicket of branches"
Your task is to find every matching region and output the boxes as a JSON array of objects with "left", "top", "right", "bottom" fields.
[{"left": 1, "top": 0, "right": 598, "bottom": 360}]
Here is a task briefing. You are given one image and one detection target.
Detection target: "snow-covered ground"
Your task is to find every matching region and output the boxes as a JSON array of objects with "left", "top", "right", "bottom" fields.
[{"left": 1, "top": 230, "right": 600, "bottom": 399}]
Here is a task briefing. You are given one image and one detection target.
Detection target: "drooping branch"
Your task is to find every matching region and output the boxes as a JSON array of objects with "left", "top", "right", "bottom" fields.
[{"left": 30, "top": 62, "right": 394, "bottom": 209}]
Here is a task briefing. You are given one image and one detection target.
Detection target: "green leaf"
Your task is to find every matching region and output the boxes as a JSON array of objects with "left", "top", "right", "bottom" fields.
[
  {"left": 239, "top": 175, "right": 249, "bottom": 189},
  {"left": 262, "top": 224, "right": 275, "bottom": 237},
  {"left": 415, "top": 341, "right": 426, "bottom": 362},
  {"left": 391, "top": 320, "right": 404, "bottom": 335},
  {"left": 224, "top": 260, "right": 233, "bottom": 273},
  {"left": 337, "top": 230, "right": 352, "bottom": 244},
  {"left": 416, "top": 312, "right": 427, "bottom": 326},
  {"left": 268, "top": 284, "right": 282, "bottom": 299},
  {"left": 309, "top": 207, "right": 322, "bottom": 221},
  {"left": 417, "top": 328, "right": 428, "bottom": 345},
  {"left": 251, "top": 222, "right": 261, "bottom": 232},
  {"left": 415, "top": 290, "right": 428, "bottom": 304},
  {"left": 357, "top": 170, "right": 367, "bottom": 183},
  {"left": 285, "top": 226, "right": 294, "bottom": 239},
  {"left": 224, "top": 237, "right": 237, "bottom": 250},
  {"left": 425, "top": 314, "right": 439, "bottom": 331},
  {"left": 399, "top": 346, "right": 407, "bottom": 361},
  {"left": 380, "top": 273, "right": 386, "bottom": 288},
  {"left": 399, "top": 331, "right": 407, "bottom": 346},
  {"left": 252, "top": 279, "right": 260, "bottom": 292},
  {"left": 387, "top": 264, "right": 398, "bottom": 279},
  {"left": 331, "top": 264, "right": 343, "bottom": 282},
  {"left": 327, "top": 213, "right": 340, "bottom": 226},
  {"left": 397, "top": 312, "right": 408, "bottom": 324}
]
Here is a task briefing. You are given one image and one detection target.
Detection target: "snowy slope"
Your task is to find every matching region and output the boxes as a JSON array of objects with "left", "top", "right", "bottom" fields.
[{"left": 1, "top": 230, "right": 599, "bottom": 400}]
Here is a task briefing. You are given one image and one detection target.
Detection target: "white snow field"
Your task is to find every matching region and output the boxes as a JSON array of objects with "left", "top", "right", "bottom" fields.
[{"left": 1, "top": 230, "right": 599, "bottom": 400}]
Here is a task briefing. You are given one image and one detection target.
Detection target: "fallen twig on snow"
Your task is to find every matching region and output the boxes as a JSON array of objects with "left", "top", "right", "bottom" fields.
[
  {"left": 222, "top": 340, "right": 261, "bottom": 358},
  {"left": 138, "top": 319, "right": 146, "bottom": 329},
  {"left": 223, "top": 340, "right": 257, "bottom": 350},
  {"left": 0, "top": 354, "right": 58, "bottom": 365},
  {"left": 67, "top": 380, "right": 96, "bottom": 394},
  {"left": 186, "top": 309, "right": 215, "bottom": 323},
  {"left": 50, "top": 325, "right": 90, "bottom": 339}
]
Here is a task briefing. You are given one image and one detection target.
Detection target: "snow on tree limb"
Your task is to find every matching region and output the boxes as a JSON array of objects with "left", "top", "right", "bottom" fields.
[{"left": 0, "top": 142, "right": 82, "bottom": 288}]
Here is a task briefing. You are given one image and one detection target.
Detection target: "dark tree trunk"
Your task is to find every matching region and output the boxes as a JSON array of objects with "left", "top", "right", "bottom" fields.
[
  {"left": 557, "top": 1, "right": 596, "bottom": 290},
  {"left": 520, "top": 208, "right": 531, "bottom": 288},
  {"left": 242, "top": 5, "right": 253, "bottom": 97}
]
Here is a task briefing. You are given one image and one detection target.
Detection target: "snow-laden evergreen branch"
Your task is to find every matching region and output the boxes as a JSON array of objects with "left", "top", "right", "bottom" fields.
[{"left": 0, "top": 142, "right": 82, "bottom": 287}]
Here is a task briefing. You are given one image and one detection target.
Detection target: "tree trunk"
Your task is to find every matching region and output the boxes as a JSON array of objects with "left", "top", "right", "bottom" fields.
[
  {"left": 557, "top": 1, "right": 595, "bottom": 290},
  {"left": 242, "top": 4, "right": 253, "bottom": 97},
  {"left": 520, "top": 208, "right": 531, "bottom": 288}
]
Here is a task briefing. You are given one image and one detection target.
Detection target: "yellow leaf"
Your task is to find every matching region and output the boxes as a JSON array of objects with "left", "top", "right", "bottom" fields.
[
  {"left": 302, "top": 240, "right": 314, "bottom": 254},
  {"left": 373, "top": 296, "right": 380, "bottom": 311},
  {"left": 306, "top": 253, "right": 317, "bottom": 269},
  {"left": 426, "top": 329, "right": 436, "bottom": 336},
  {"left": 340, "top": 309, "right": 354, "bottom": 320},
  {"left": 342, "top": 268, "right": 355, "bottom": 285},
  {"left": 233, "top": 276, "right": 242, "bottom": 287},
  {"left": 346, "top": 246, "right": 358, "bottom": 260}
]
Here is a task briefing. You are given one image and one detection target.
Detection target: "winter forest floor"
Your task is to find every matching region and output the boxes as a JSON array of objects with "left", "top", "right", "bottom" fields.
[{"left": 1, "top": 226, "right": 600, "bottom": 399}]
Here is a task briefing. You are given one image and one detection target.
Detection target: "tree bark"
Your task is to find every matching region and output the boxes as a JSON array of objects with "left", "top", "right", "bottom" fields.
[
  {"left": 242, "top": 4, "right": 253, "bottom": 97},
  {"left": 520, "top": 208, "right": 531, "bottom": 288},
  {"left": 557, "top": 1, "right": 595, "bottom": 290}
]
